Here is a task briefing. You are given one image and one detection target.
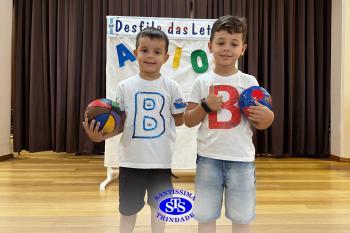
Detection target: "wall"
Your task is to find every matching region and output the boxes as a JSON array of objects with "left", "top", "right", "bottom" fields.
[
  {"left": 0, "top": 0, "right": 13, "bottom": 158},
  {"left": 331, "top": 0, "right": 350, "bottom": 159},
  {"left": 343, "top": 0, "right": 350, "bottom": 157}
]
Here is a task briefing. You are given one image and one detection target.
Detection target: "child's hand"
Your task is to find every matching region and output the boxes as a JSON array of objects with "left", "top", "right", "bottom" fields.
[
  {"left": 206, "top": 86, "right": 223, "bottom": 111},
  {"left": 83, "top": 113, "right": 105, "bottom": 142},
  {"left": 247, "top": 101, "right": 274, "bottom": 130}
]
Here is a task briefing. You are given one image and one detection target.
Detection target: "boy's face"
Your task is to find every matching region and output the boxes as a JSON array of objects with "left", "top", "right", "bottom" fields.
[
  {"left": 134, "top": 37, "right": 169, "bottom": 77},
  {"left": 208, "top": 30, "right": 247, "bottom": 69}
]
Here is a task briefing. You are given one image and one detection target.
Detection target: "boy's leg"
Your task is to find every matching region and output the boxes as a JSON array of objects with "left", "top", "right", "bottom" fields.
[
  {"left": 232, "top": 223, "right": 250, "bottom": 233},
  {"left": 119, "top": 214, "right": 137, "bottom": 233},
  {"left": 225, "top": 161, "right": 256, "bottom": 227},
  {"left": 147, "top": 169, "right": 173, "bottom": 233},
  {"left": 151, "top": 207, "right": 165, "bottom": 233},
  {"left": 119, "top": 167, "right": 148, "bottom": 233},
  {"left": 198, "top": 221, "right": 216, "bottom": 233},
  {"left": 192, "top": 156, "right": 223, "bottom": 222}
]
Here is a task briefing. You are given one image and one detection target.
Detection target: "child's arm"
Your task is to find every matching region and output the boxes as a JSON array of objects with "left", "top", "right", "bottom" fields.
[
  {"left": 247, "top": 101, "right": 274, "bottom": 130},
  {"left": 83, "top": 112, "right": 125, "bottom": 142},
  {"left": 185, "top": 86, "right": 223, "bottom": 127},
  {"left": 173, "top": 113, "right": 184, "bottom": 126},
  {"left": 184, "top": 102, "right": 206, "bottom": 127}
]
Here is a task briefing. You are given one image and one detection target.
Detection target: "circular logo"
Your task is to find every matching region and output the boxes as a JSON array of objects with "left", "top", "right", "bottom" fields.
[
  {"left": 154, "top": 189, "right": 195, "bottom": 223},
  {"left": 159, "top": 197, "right": 193, "bottom": 215}
]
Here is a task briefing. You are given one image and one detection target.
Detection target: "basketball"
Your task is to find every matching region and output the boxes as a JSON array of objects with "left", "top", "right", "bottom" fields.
[
  {"left": 239, "top": 86, "right": 272, "bottom": 116},
  {"left": 85, "top": 98, "right": 122, "bottom": 133}
]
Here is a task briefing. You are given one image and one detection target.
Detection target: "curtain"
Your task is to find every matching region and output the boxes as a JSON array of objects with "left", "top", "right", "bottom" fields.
[
  {"left": 13, "top": 0, "right": 331, "bottom": 157},
  {"left": 194, "top": 0, "right": 331, "bottom": 157},
  {"left": 12, "top": 0, "right": 191, "bottom": 153}
]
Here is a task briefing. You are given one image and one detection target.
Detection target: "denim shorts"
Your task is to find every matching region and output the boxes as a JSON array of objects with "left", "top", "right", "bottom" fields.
[{"left": 192, "top": 155, "right": 256, "bottom": 224}]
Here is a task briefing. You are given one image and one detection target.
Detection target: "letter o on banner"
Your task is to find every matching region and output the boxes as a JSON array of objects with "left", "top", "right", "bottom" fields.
[{"left": 191, "top": 49, "right": 209, "bottom": 74}]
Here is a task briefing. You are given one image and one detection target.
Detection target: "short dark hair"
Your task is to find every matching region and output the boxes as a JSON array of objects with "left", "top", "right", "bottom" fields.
[
  {"left": 135, "top": 27, "right": 169, "bottom": 52},
  {"left": 210, "top": 15, "right": 247, "bottom": 43}
]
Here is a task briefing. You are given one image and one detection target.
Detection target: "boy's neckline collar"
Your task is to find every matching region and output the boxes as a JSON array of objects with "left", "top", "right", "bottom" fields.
[
  {"left": 137, "top": 74, "right": 163, "bottom": 83},
  {"left": 213, "top": 67, "right": 239, "bottom": 77},
  {"left": 211, "top": 70, "right": 241, "bottom": 77}
]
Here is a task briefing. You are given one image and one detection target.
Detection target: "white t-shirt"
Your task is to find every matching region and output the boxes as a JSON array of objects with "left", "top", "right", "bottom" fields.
[
  {"left": 188, "top": 70, "right": 259, "bottom": 162},
  {"left": 116, "top": 75, "right": 186, "bottom": 168}
]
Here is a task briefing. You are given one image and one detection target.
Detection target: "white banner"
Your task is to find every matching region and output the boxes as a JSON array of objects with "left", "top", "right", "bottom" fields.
[
  {"left": 105, "top": 16, "right": 215, "bottom": 169},
  {"left": 107, "top": 16, "right": 214, "bottom": 39}
]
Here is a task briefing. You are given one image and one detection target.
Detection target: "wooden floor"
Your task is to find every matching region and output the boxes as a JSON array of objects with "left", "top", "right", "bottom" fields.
[{"left": 1, "top": 152, "right": 350, "bottom": 233}]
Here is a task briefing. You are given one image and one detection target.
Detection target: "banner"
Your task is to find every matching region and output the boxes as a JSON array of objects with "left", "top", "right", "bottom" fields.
[{"left": 105, "top": 16, "right": 216, "bottom": 169}]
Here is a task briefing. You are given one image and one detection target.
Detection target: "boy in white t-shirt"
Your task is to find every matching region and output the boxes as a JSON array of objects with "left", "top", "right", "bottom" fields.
[
  {"left": 184, "top": 15, "right": 274, "bottom": 233},
  {"left": 83, "top": 27, "right": 186, "bottom": 233}
]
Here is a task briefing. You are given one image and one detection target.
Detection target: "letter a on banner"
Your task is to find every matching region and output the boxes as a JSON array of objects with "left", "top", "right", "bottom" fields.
[{"left": 116, "top": 43, "right": 136, "bottom": 67}]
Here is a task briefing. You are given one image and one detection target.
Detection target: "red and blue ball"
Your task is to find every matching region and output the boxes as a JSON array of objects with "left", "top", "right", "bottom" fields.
[{"left": 239, "top": 86, "right": 272, "bottom": 117}]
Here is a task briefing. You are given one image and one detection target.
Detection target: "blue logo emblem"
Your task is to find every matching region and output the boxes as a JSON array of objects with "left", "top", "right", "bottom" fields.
[
  {"left": 159, "top": 197, "right": 192, "bottom": 215},
  {"left": 154, "top": 189, "right": 195, "bottom": 223},
  {"left": 173, "top": 98, "right": 187, "bottom": 109}
]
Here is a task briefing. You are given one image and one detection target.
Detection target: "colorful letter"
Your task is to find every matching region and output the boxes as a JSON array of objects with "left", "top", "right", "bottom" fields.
[
  {"left": 191, "top": 50, "right": 208, "bottom": 73},
  {"left": 208, "top": 85, "right": 241, "bottom": 129},
  {"left": 116, "top": 43, "right": 136, "bottom": 68},
  {"left": 133, "top": 92, "right": 165, "bottom": 138},
  {"left": 172, "top": 47, "right": 182, "bottom": 69}
]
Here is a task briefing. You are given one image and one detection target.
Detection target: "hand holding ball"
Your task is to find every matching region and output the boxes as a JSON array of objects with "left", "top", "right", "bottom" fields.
[
  {"left": 239, "top": 86, "right": 272, "bottom": 117},
  {"left": 85, "top": 98, "right": 122, "bottom": 133}
]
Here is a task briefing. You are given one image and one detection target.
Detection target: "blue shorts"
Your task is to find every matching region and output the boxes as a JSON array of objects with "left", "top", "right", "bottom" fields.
[{"left": 192, "top": 155, "right": 256, "bottom": 224}]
